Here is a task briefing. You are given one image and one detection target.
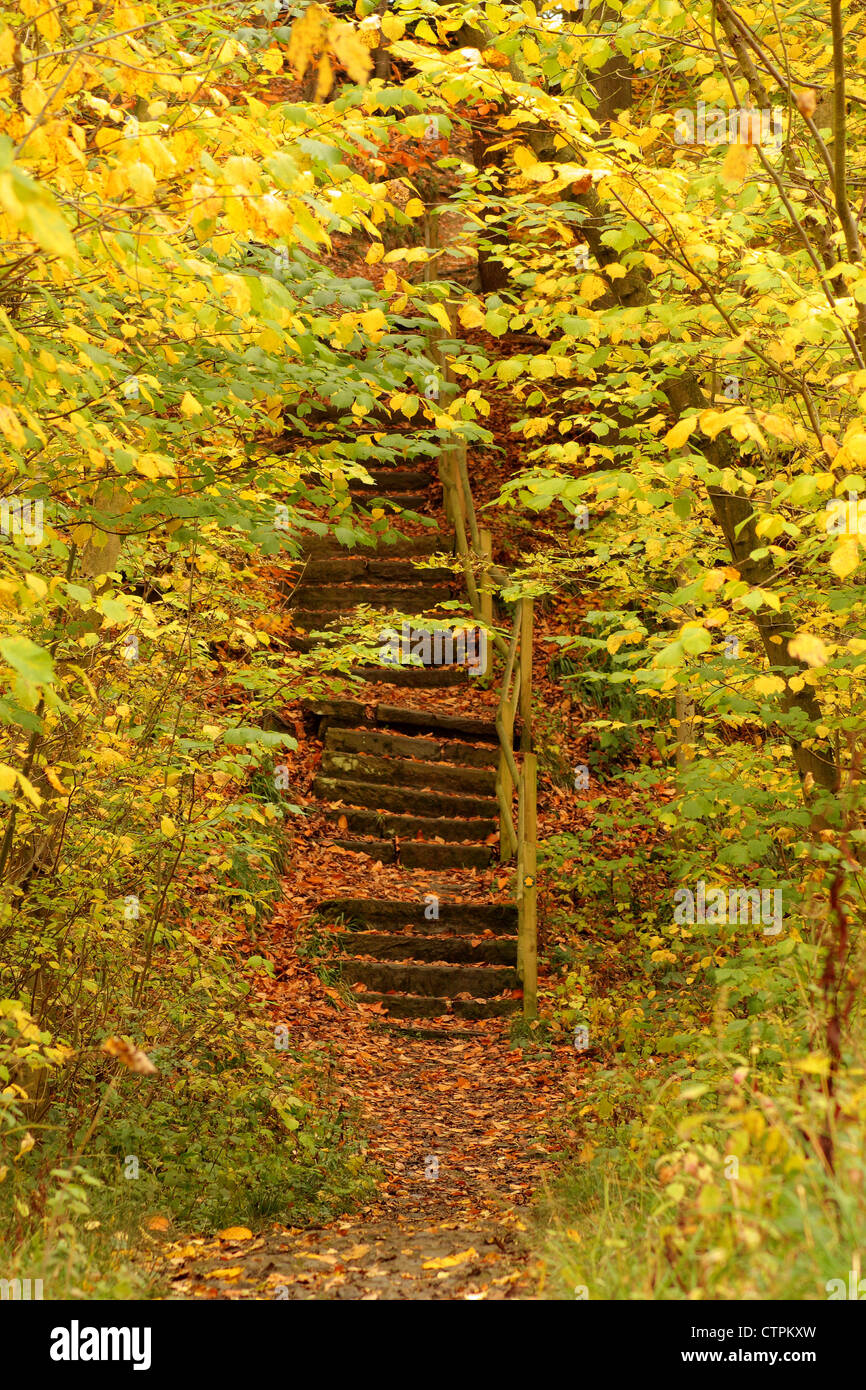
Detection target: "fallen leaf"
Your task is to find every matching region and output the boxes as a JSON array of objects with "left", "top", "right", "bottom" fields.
[{"left": 422, "top": 1247, "right": 478, "bottom": 1271}]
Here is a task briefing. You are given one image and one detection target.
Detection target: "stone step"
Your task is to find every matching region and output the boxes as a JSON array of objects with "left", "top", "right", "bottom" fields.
[
  {"left": 297, "top": 557, "right": 455, "bottom": 583},
  {"left": 324, "top": 806, "right": 496, "bottom": 841},
  {"left": 340, "top": 959, "right": 517, "bottom": 998},
  {"left": 348, "top": 469, "right": 432, "bottom": 491},
  {"left": 353, "top": 991, "right": 520, "bottom": 1020},
  {"left": 332, "top": 931, "right": 516, "bottom": 964},
  {"left": 315, "top": 898, "right": 517, "bottom": 935},
  {"left": 332, "top": 837, "right": 495, "bottom": 869},
  {"left": 325, "top": 728, "right": 499, "bottom": 768},
  {"left": 355, "top": 493, "right": 431, "bottom": 512},
  {"left": 290, "top": 609, "right": 362, "bottom": 632},
  {"left": 315, "top": 775, "right": 497, "bottom": 820},
  {"left": 322, "top": 750, "right": 496, "bottom": 795},
  {"left": 291, "top": 601, "right": 450, "bottom": 632},
  {"left": 302, "top": 699, "right": 499, "bottom": 744},
  {"left": 301, "top": 532, "right": 444, "bottom": 561},
  {"left": 349, "top": 664, "right": 471, "bottom": 688},
  {"left": 288, "top": 583, "right": 453, "bottom": 610},
  {"left": 375, "top": 705, "right": 499, "bottom": 743}
]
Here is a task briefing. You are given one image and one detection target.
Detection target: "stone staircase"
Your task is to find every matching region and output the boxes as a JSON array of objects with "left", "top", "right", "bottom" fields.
[{"left": 285, "top": 444, "right": 520, "bottom": 1028}]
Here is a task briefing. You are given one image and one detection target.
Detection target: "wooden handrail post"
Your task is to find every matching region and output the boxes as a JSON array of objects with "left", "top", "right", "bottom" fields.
[
  {"left": 518, "top": 752, "right": 538, "bottom": 1019},
  {"left": 498, "top": 744, "right": 513, "bottom": 863},
  {"left": 479, "top": 527, "right": 493, "bottom": 626},
  {"left": 519, "top": 596, "right": 533, "bottom": 752}
]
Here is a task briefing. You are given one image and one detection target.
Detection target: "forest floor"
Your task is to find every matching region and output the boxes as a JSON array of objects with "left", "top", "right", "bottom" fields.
[
  {"left": 163, "top": 1026, "right": 578, "bottom": 1300},
  {"left": 157, "top": 671, "right": 585, "bottom": 1298}
]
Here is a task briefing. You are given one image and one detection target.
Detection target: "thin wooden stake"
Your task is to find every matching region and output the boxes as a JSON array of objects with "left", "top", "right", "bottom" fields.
[
  {"left": 519, "top": 596, "right": 533, "bottom": 752},
  {"left": 518, "top": 751, "right": 538, "bottom": 1020},
  {"left": 479, "top": 527, "right": 493, "bottom": 626}
]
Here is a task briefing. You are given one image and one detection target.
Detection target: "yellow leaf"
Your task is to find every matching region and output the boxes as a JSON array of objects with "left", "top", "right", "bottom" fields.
[
  {"left": 127, "top": 162, "right": 156, "bottom": 204},
  {"left": 160, "top": 816, "right": 177, "bottom": 837},
  {"left": 512, "top": 145, "right": 536, "bottom": 171},
  {"left": 260, "top": 47, "right": 283, "bottom": 73},
  {"left": 753, "top": 675, "right": 786, "bottom": 696},
  {"left": 25, "top": 573, "right": 47, "bottom": 599},
  {"left": 458, "top": 302, "right": 485, "bottom": 329},
  {"left": 329, "top": 21, "right": 373, "bottom": 84},
  {"left": 0, "top": 404, "right": 26, "bottom": 449},
  {"left": 844, "top": 432, "right": 866, "bottom": 464},
  {"left": 315, "top": 51, "right": 333, "bottom": 102},
  {"left": 381, "top": 14, "right": 405, "bottom": 40},
  {"left": 359, "top": 307, "right": 386, "bottom": 340},
  {"left": 664, "top": 417, "right": 697, "bottom": 450},
  {"left": 218, "top": 1226, "right": 254, "bottom": 1241},
  {"left": 16, "top": 773, "right": 42, "bottom": 808},
  {"left": 405, "top": 198, "right": 425, "bottom": 218},
  {"left": 134, "top": 455, "right": 160, "bottom": 480},
  {"left": 830, "top": 538, "right": 860, "bottom": 579},
  {"left": 579, "top": 274, "right": 608, "bottom": 305},
  {"left": 788, "top": 634, "right": 828, "bottom": 668},
  {"left": 428, "top": 303, "right": 452, "bottom": 334},
  {"left": 16, "top": 1132, "right": 35, "bottom": 1160},
  {"left": 720, "top": 142, "right": 755, "bottom": 186},
  {"left": 44, "top": 766, "right": 70, "bottom": 795},
  {"left": 0, "top": 764, "right": 17, "bottom": 792},
  {"left": 180, "top": 392, "right": 202, "bottom": 418}
]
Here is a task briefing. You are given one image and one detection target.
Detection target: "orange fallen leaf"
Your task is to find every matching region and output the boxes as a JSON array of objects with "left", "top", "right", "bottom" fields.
[
  {"left": 422, "top": 1247, "right": 478, "bottom": 1271},
  {"left": 218, "top": 1226, "right": 253, "bottom": 1241},
  {"left": 146, "top": 1215, "right": 171, "bottom": 1232}
]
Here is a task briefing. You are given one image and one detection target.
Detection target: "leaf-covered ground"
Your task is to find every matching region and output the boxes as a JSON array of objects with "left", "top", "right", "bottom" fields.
[{"left": 162, "top": 1024, "right": 578, "bottom": 1299}]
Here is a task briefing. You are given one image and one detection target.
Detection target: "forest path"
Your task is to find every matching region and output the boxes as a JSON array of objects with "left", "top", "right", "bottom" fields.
[
  {"left": 167, "top": 1017, "right": 576, "bottom": 1299},
  {"left": 164, "top": 418, "right": 581, "bottom": 1298}
]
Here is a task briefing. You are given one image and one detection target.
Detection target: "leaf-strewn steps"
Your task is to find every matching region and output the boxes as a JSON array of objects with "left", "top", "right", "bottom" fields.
[{"left": 287, "top": 461, "right": 517, "bottom": 1026}]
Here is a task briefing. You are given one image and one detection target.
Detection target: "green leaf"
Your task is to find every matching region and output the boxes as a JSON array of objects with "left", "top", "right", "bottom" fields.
[{"left": 0, "top": 637, "right": 55, "bottom": 687}]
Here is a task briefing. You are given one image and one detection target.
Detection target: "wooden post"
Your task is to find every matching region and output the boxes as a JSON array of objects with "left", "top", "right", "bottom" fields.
[
  {"left": 675, "top": 683, "right": 696, "bottom": 770},
  {"left": 455, "top": 441, "right": 480, "bottom": 553},
  {"left": 518, "top": 752, "right": 538, "bottom": 1019},
  {"left": 519, "top": 596, "right": 533, "bottom": 752},
  {"left": 423, "top": 209, "right": 440, "bottom": 285},
  {"left": 498, "top": 745, "right": 513, "bottom": 863},
  {"left": 479, "top": 528, "right": 493, "bottom": 626},
  {"left": 497, "top": 610, "right": 520, "bottom": 862}
]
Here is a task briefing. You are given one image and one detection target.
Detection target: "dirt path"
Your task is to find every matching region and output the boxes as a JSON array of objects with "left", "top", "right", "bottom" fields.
[{"left": 166, "top": 1015, "right": 578, "bottom": 1299}]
